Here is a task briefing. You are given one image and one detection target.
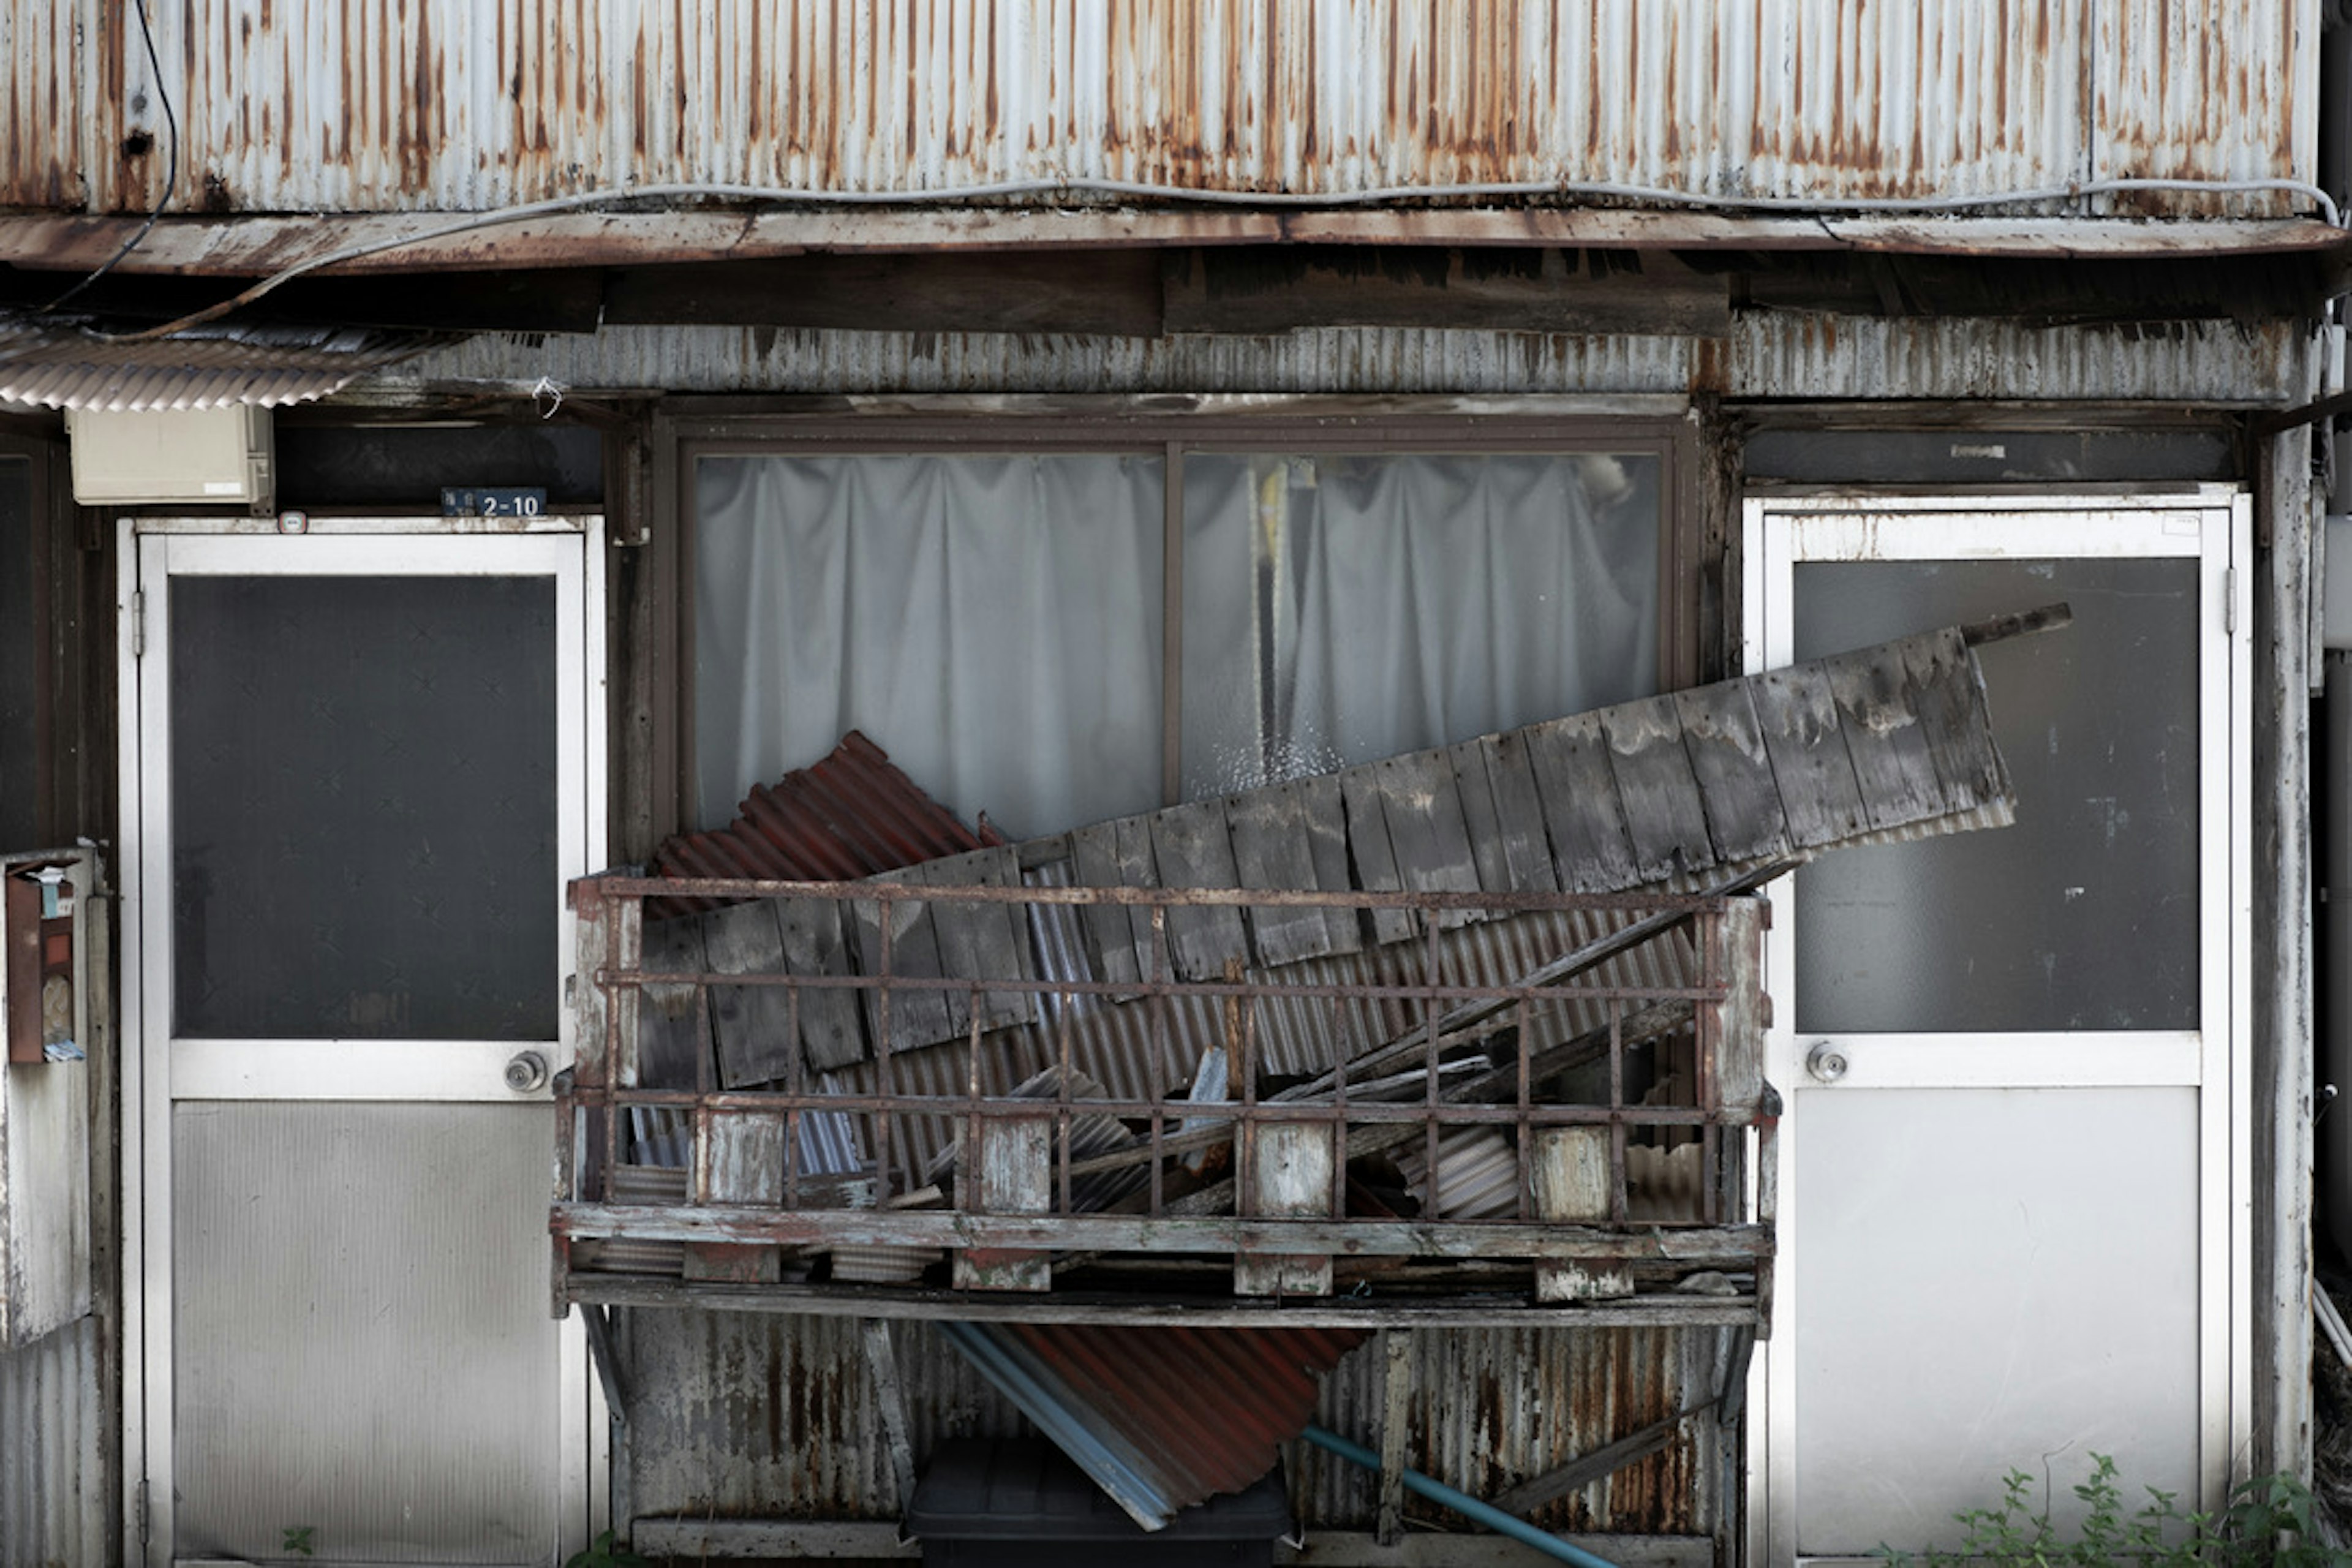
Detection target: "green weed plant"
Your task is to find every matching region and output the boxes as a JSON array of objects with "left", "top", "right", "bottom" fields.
[{"left": 1879, "top": 1453, "right": 2352, "bottom": 1567}]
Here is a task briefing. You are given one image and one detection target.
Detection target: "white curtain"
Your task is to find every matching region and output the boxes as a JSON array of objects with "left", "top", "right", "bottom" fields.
[
  {"left": 1178, "top": 453, "right": 1660, "bottom": 797},
  {"left": 694, "top": 453, "right": 1166, "bottom": 839}
]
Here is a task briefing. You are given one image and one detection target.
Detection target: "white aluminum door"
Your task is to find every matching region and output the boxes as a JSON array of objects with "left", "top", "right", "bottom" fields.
[
  {"left": 123, "top": 522, "right": 606, "bottom": 1567},
  {"left": 1744, "top": 494, "right": 2247, "bottom": 1565}
]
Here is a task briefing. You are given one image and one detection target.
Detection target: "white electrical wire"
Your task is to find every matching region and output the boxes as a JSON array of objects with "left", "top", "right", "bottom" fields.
[{"left": 100, "top": 173, "right": 2343, "bottom": 345}]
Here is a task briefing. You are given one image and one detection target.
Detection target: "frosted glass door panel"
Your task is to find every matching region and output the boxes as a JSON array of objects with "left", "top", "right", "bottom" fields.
[
  {"left": 172, "top": 1102, "right": 560, "bottom": 1564},
  {"left": 1794, "top": 1087, "right": 2201, "bottom": 1556},
  {"left": 169, "top": 576, "right": 558, "bottom": 1040},
  {"left": 1792, "top": 559, "right": 2198, "bottom": 1033}
]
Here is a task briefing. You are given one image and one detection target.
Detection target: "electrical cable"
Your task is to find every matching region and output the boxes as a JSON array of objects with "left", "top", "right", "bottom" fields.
[
  {"left": 45, "top": 0, "right": 178, "bottom": 313},
  {"left": 89, "top": 171, "right": 2345, "bottom": 345}
]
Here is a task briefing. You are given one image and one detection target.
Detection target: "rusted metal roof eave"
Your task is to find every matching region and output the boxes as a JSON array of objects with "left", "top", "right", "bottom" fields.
[{"left": 0, "top": 209, "right": 2340, "bottom": 281}]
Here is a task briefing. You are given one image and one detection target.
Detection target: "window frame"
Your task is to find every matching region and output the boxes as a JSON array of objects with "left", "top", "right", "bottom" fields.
[{"left": 654, "top": 412, "right": 1699, "bottom": 843}]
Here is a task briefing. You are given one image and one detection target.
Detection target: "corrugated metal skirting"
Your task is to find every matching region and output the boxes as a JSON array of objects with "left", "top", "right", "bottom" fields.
[
  {"left": 0, "top": 1314, "right": 112, "bottom": 1567},
  {"left": 20, "top": 1, "right": 2313, "bottom": 216}
]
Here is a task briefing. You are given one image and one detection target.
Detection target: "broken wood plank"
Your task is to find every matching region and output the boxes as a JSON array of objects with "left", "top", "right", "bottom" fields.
[
  {"left": 1339, "top": 763, "right": 1417, "bottom": 945},
  {"left": 1822, "top": 644, "right": 1948, "bottom": 831},
  {"left": 1111, "top": 814, "right": 1172, "bottom": 980},
  {"left": 1227, "top": 784, "right": 1348, "bottom": 967},
  {"left": 1673, "top": 682, "right": 1793, "bottom": 864},
  {"left": 1370, "top": 752, "right": 1482, "bottom": 927},
  {"left": 773, "top": 895, "right": 867, "bottom": 1072},
  {"left": 1490, "top": 1404, "right": 1705, "bottom": 1517},
  {"left": 1602, "top": 696, "right": 1715, "bottom": 884},
  {"left": 1147, "top": 799, "right": 1253, "bottom": 981},
  {"left": 1749, "top": 664, "right": 1870, "bottom": 850},
  {"left": 1898, "top": 629, "right": 2006, "bottom": 812},
  {"left": 1477, "top": 731, "right": 1561, "bottom": 894},
  {"left": 951, "top": 1112, "right": 1055, "bottom": 1292},
  {"left": 1524, "top": 712, "right": 1638, "bottom": 893}
]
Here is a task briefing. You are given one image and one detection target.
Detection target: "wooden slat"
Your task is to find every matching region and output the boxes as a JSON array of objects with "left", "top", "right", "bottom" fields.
[
  {"left": 1477, "top": 731, "right": 1560, "bottom": 893},
  {"left": 1898, "top": 629, "right": 2006, "bottom": 811},
  {"left": 1066, "top": 823, "right": 1142, "bottom": 989},
  {"left": 774, "top": 895, "right": 868, "bottom": 1072},
  {"left": 905, "top": 847, "right": 1035, "bottom": 1035},
  {"left": 1112, "top": 813, "right": 1172, "bottom": 980},
  {"left": 1370, "top": 752, "right": 1482, "bottom": 928},
  {"left": 1673, "top": 682, "right": 1793, "bottom": 864},
  {"left": 1296, "top": 772, "right": 1363, "bottom": 956},
  {"left": 702, "top": 900, "right": 797, "bottom": 1090},
  {"left": 1147, "top": 799, "right": 1253, "bottom": 981},
  {"left": 1749, "top": 665, "right": 1870, "bottom": 849},
  {"left": 1448, "top": 739, "right": 1512, "bottom": 894},
  {"left": 637, "top": 914, "right": 715, "bottom": 1089},
  {"left": 1338, "top": 763, "right": 1416, "bottom": 944},
  {"left": 1525, "top": 714, "right": 1638, "bottom": 893},
  {"left": 1602, "top": 696, "right": 1715, "bottom": 883},
  {"left": 850, "top": 888, "right": 959, "bottom": 1057},
  {"left": 1226, "top": 785, "right": 1346, "bottom": 967},
  {"left": 1821, "top": 644, "right": 1948, "bottom": 831}
]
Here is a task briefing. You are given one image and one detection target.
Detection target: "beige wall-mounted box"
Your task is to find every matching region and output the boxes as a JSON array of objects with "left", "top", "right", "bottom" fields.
[{"left": 66, "top": 405, "right": 273, "bottom": 510}]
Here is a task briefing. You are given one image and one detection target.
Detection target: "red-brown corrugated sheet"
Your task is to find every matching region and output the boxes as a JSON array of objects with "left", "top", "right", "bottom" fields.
[{"left": 653, "top": 729, "right": 1003, "bottom": 914}]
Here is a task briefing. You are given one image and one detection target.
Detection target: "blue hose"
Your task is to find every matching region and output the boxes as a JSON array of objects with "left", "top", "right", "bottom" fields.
[{"left": 1299, "top": 1424, "right": 1623, "bottom": 1568}]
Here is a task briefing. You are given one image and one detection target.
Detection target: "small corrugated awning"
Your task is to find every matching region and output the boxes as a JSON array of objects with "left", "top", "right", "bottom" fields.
[{"left": 0, "top": 312, "right": 442, "bottom": 412}]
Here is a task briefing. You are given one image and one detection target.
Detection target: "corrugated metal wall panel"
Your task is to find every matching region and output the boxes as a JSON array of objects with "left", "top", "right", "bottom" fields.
[
  {"left": 31, "top": 0, "right": 2314, "bottom": 215},
  {"left": 0, "top": 0, "right": 84, "bottom": 210},
  {"left": 1296, "top": 1326, "right": 1731, "bottom": 1537},
  {"left": 618, "top": 1312, "right": 1029, "bottom": 1520},
  {"left": 1726, "top": 313, "right": 2322, "bottom": 404},
  {"left": 2095, "top": 0, "right": 2314, "bottom": 214},
  {"left": 372, "top": 315, "right": 2318, "bottom": 404},
  {"left": 618, "top": 1316, "right": 1728, "bottom": 1537},
  {"left": 0, "top": 1315, "right": 111, "bottom": 1567}
]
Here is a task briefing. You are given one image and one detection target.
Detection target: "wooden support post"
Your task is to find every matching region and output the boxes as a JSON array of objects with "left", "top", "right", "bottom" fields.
[
  {"left": 952, "top": 1113, "right": 1054, "bottom": 1292},
  {"left": 1532, "top": 1126, "right": 1631, "bottom": 1302},
  {"left": 1376, "top": 1328, "right": 1412, "bottom": 1547},
  {"left": 1234, "top": 1120, "right": 1335, "bottom": 1297},
  {"left": 685, "top": 1114, "right": 788, "bottom": 1283},
  {"left": 861, "top": 1319, "right": 919, "bottom": 1513}
]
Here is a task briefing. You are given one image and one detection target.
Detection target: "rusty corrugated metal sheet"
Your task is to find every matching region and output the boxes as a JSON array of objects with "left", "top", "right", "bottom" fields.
[
  {"left": 0, "top": 315, "right": 440, "bottom": 412},
  {"left": 369, "top": 313, "right": 2320, "bottom": 405},
  {"left": 941, "top": 1321, "right": 1368, "bottom": 1528},
  {"left": 0, "top": 0, "right": 81, "bottom": 211},
  {"left": 655, "top": 729, "right": 1005, "bottom": 913},
  {"left": 24, "top": 0, "right": 2313, "bottom": 217}
]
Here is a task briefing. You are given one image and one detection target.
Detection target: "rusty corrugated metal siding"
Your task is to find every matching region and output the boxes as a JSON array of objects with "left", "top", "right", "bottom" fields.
[{"left": 27, "top": 0, "right": 2315, "bottom": 216}]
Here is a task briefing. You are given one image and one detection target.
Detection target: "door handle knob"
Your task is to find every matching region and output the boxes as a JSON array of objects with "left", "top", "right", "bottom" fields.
[
  {"left": 504, "top": 1050, "right": 551, "bottom": 1094},
  {"left": 1804, "top": 1042, "right": 1849, "bottom": 1084}
]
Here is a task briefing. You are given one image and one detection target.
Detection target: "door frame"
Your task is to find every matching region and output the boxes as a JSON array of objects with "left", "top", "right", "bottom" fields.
[
  {"left": 1739, "top": 488, "right": 2251, "bottom": 1565},
  {"left": 117, "top": 514, "right": 610, "bottom": 1566}
]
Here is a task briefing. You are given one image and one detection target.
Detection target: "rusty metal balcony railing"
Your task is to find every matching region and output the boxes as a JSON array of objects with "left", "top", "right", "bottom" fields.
[{"left": 556, "top": 875, "right": 1776, "bottom": 1327}]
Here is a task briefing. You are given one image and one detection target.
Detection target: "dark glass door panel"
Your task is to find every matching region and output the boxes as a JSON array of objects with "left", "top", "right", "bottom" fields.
[{"left": 170, "top": 576, "right": 558, "bottom": 1039}]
